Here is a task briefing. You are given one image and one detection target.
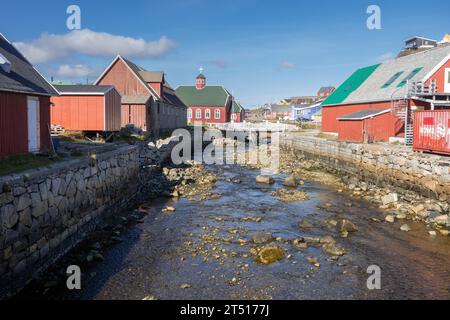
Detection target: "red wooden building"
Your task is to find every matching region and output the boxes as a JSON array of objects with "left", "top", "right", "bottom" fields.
[
  {"left": 95, "top": 55, "right": 187, "bottom": 135},
  {"left": 175, "top": 72, "right": 242, "bottom": 124},
  {"left": 0, "top": 33, "right": 57, "bottom": 157},
  {"left": 322, "top": 45, "right": 450, "bottom": 144},
  {"left": 51, "top": 85, "right": 121, "bottom": 132}
]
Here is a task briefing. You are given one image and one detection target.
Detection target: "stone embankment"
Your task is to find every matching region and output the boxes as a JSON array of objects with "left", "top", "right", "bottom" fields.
[
  {"left": 279, "top": 134, "right": 450, "bottom": 235},
  {"left": 0, "top": 137, "right": 178, "bottom": 299}
]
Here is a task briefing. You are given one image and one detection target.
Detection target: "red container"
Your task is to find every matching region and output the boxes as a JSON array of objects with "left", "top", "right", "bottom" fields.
[{"left": 413, "top": 110, "right": 450, "bottom": 156}]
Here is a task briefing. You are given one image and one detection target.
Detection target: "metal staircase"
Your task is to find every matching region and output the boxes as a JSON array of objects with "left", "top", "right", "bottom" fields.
[{"left": 391, "top": 98, "right": 414, "bottom": 146}]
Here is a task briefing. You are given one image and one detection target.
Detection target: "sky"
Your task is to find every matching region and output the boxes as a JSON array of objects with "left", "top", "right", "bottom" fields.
[{"left": 1, "top": 0, "right": 450, "bottom": 108}]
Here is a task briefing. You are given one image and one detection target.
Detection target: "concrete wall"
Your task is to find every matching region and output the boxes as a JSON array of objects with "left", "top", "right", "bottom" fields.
[
  {"left": 0, "top": 139, "right": 177, "bottom": 299},
  {"left": 281, "top": 134, "right": 450, "bottom": 201}
]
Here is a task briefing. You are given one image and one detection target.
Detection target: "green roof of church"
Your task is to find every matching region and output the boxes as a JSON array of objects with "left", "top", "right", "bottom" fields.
[
  {"left": 175, "top": 85, "right": 230, "bottom": 107},
  {"left": 231, "top": 100, "right": 243, "bottom": 113}
]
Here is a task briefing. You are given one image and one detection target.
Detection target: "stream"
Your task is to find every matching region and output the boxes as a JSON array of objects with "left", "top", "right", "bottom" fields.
[{"left": 17, "top": 162, "right": 450, "bottom": 300}]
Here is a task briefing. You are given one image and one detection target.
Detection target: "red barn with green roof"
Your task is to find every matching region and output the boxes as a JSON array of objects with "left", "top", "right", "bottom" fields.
[
  {"left": 175, "top": 72, "right": 239, "bottom": 124},
  {"left": 322, "top": 45, "right": 450, "bottom": 144}
]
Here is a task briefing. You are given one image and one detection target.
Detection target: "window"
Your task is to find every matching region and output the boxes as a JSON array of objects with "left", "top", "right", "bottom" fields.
[
  {"left": 231, "top": 114, "right": 236, "bottom": 120},
  {"left": 214, "top": 109, "right": 221, "bottom": 119},
  {"left": 187, "top": 109, "right": 192, "bottom": 119},
  {"left": 195, "top": 109, "right": 202, "bottom": 119},
  {"left": 205, "top": 109, "right": 211, "bottom": 119},
  {"left": 381, "top": 71, "right": 404, "bottom": 88},
  {"left": 397, "top": 67, "right": 423, "bottom": 88}
]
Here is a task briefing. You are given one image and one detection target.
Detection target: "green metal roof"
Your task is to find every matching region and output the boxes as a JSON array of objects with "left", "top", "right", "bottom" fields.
[
  {"left": 231, "top": 100, "right": 243, "bottom": 113},
  {"left": 175, "top": 86, "right": 229, "bottom": 107},
  {"left": 322, "top": 64, "right": 381, "bottom": 106}
]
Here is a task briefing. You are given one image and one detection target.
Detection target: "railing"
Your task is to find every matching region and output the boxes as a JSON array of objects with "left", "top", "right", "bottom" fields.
[{"left": 409, "top": 80, "right": 437, "bottom": 96}]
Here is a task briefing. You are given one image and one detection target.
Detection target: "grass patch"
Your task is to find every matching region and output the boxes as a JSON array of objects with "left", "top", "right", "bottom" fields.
[
  {"left": 0, "top": 153, "right": 60, "bottom": 176},
  {"left": 315, "top": 132, "right": 338, "bottom": 140}
]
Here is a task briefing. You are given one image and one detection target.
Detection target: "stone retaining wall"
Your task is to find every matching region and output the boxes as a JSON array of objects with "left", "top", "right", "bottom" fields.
[
  {"left": 281, "top": 134, "right": 450, "bottom": 201},
  {"left": 0, "top": 138, "right": 178, "bottom": 299}
]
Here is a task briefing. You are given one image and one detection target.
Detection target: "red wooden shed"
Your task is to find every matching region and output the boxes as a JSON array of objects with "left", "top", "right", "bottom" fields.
[
  {"left": 0, "top": 33, "right": 57, "bottom": 157},
  {"left": 51, "top": 85, "right": 121, "bottom": 132}
]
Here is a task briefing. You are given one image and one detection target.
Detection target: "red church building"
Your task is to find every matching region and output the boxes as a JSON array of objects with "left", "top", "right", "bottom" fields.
[{"left": 176, "top": 72, "right": 243, "bottom": 124}]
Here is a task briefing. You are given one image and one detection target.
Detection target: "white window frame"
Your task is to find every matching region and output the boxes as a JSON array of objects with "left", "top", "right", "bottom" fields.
[
  {"left": 214, "top": 109, "right": 221, "bottom": 119},
  {"left": 205, "top": 109, "right": 211, "bottom": 119},
  {"left": 196, "top": 109, "right": 202, "bottom": 119},
  {"left": 187, "top": 109, "right": 192, "bottom": 119}
]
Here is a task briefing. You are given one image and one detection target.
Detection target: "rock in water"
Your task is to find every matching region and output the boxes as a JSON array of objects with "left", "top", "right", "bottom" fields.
[
  {"left": 257, "top": 245, "right": 285, "bottom": 265},
  {"left": 322, "top": 243, "right": 346, "bottom": 257},
  {"left": 256, "top": 175, "right": 275, "bottom": 185},
  {"left": 400, "top": 224, "right": 411, "bottom": 232},
  {"left": 381, "top": 193, "right": 398, "bottom": 205},
  {"left": 385, "top": 215, "right": 395, "bottom": 223},
  {"left": 298, "top": 220, "right": 314, "bottom": 229},
  {"left": 336, "top": 219, "right": 358, "bottom": 233},
  {"left": 283, "top": 175, "right": 298, "bottom": 188},
  {"left": 252, "top": 233, "right": 274, "bottom": 244},
  {"left": 319, "top": 235, "right": 336, "bottom": 244}
]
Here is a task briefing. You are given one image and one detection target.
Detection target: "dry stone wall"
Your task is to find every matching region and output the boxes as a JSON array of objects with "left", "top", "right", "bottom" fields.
[
  {"left": 281, "top": 134, "right": 450, "bottom": 201},
  {"left": 0, "top": 138, "right": 178, "bottom": 299}
]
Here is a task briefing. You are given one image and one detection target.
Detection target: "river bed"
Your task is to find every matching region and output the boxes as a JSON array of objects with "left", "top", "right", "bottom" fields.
[{"left": 18, "top": 162, "right": 450, "bottom": 300}]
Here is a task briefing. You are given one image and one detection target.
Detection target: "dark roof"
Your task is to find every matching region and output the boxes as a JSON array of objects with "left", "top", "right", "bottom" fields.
[
  {"left": 139, "top": 71, "right": 164, "bottom": 83},
  {"left": 318, "top": 86, "right": 335, "bottom": 94},
  {"left": 175, "top": 86, "right": 230, "bottom": 107},
  {"left": 54, "top": 84, "right": 114, "bottom": 94},
  {"left": 163, "top": 91, "right": 186, "bottom": 107},
  {"left": 0, "top": 34, "right": 57, "bottom": 96},
  {"left": 196, "top": 73, "right": 206, "bottom": 79},
  {"left": 337, "top": 109, "right": 390, "bottom": 120}
]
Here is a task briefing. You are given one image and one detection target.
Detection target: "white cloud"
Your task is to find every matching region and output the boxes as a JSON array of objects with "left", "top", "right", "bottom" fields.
[
  {"left": 56, "top": 64, "right": 95, "bottom": 78},
  {"left": 14, "top": 29, "right": 177, "bottom": 64},
  {"left": 280, "top": 61, "right": 296, "bottom": 69},
  {"left": 377, "top": 52, "right": 394, "bottom": 63}
]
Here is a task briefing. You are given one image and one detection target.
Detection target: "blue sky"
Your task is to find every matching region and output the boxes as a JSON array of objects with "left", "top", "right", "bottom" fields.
[{"left": 1, "top": 0, "right": 449, "bottom": 108}]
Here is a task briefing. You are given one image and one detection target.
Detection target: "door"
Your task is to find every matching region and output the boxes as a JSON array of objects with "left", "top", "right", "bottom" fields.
[
  {"left": 445, "top": 68, "right": 450, "bottom": 93},
  {"left": 27, "top": 97, "right": 40, "bottom": 152}
]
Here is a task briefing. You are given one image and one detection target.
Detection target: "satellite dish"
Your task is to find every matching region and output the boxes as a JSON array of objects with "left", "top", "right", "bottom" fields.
[{"left": 0, "top": 53, "right": 11, "bottom": 73}]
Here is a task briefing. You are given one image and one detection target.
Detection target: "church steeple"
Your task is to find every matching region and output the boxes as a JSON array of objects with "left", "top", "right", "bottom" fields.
[{"left": 196, "top": 67, "right": 206, "bottom": 90}]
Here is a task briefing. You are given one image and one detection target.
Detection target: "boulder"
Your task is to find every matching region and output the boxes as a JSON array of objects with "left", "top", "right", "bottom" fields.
[
  {"left": 256, "top": 175, "right": 274, "bottom": 185},
  {"left": 257, "top": 245, "right": 285, "bottom": 265},
  {"left": 252, "top": 232, "right": 274, "bottom": 244},
  {"left": 434, "top": 215, "right": 449, "bottom": 227},
  {"left": 385, "top": 215, "right": 395, "bottom": 223},
  {"left": 283, "top": 175, "right": 298, "bottom": 188},
  {"left": 322, "top": 243, "right": 346, "bottom": 257},
  {"left": 336, "top": 219, "right": 358, "bottom": 233},
  {"left": 382, "top": 193, "right": 398, "bottom": 205}
]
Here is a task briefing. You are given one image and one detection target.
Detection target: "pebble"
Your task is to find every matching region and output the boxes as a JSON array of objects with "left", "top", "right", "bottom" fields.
[{"left": 400, "top": 224, "right": 411, "bottom": 232}]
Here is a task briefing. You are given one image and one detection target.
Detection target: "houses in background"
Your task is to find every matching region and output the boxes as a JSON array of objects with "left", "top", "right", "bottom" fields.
[
  {"left": 95, "top": 55, "right": 187, "bottom": 136},
  {"left": 322, "top": 40, "right": 450, "bottom": 147},
  {"left": 175, "top": 72, "right": 245, "bottom": 124},
  {"left": 263, "top": 86, "right": 335, "bottom": 121},
  {"left": 0, "top": 34, "right": 57, "bottom": 157},
  {"left": 51, "top": 85, "right": 122, "bottom": 132}
]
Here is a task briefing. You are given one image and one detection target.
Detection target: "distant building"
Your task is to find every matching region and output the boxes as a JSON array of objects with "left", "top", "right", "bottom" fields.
[
  {"left": 322, "top": 45, "right": 450, "bottom": 144},
  {"left": 0, "top": 33, "right": 57, "bottom": 157},
  {"left": 176, "top": 71, "right": 243, "bottom": 124},
  {"left": 405, "top": 36, "right": 438, "bottom": 50},
  {"left": 264, "top": 104, "right": 293, "bottom": 120},
  {"left": 317, "top": 86, "right": 335, "bottom": 99},
  {"left": 95, "top": 55, "right": 187, "bottom": 135}
]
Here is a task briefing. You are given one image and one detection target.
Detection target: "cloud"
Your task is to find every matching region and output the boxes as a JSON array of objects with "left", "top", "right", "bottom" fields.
[
  {"left": 55, "top": 64, "right": 96, "bottom": 78},
  {"left": 14, "top": 29, "right": 177, "bottom": 64},
  {"left": 280, "top": 61, "right": 296, "bottom": 69},
  {"left": 208, "top": 59, "right": 228, "bottom": 69},
  {"left": 377, "top": 52, "right": 394, "bottom": 63}
]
